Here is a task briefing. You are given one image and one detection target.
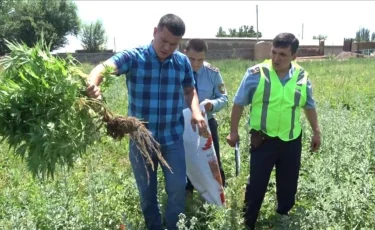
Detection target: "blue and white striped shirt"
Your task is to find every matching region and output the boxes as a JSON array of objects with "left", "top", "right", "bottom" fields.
[{"left": 110, "top": 42, "right": 195, "bottom": 146}]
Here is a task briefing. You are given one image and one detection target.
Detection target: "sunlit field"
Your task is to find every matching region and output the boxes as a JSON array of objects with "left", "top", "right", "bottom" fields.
[{"left": 1, "top": 58, "right": 375, "bottom": 230}]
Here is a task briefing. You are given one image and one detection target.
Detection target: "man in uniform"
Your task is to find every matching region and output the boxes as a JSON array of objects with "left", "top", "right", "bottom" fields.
[
  {"left": 184, "top": 38, "right": 228, "bottom": 194},
  {"left": 226, "top": 33, "right": 321, "bottom": 229},
  {"left": 86, "top": 14, "right": 207, "bottom": 230}
]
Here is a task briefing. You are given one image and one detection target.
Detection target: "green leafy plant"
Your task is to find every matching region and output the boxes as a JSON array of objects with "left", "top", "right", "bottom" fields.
[{"left": 0, "top": 39, "right": 168, "bottom": 179}]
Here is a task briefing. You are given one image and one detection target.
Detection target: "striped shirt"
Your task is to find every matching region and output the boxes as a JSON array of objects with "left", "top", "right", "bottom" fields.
[{"left": 110, "top": 42, "right": 195, "bottom": 146}]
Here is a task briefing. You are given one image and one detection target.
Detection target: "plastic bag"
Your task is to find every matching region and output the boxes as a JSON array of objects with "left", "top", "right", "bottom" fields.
[{"left": 182, "top": 104, "right": 225, "bottom": 206}]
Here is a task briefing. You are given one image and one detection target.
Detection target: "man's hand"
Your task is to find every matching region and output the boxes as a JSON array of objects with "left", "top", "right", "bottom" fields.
[
  {"left": 86, "top": 82, "right": 102, "bottom": 99},
  {"left": 226, "top": 104, "right": 244, "bottom": 147},
  {"left": 191, "top": 110, "right": 207, "bottom": 136},
  {"left": 226, "top": 132, "right": 240, "bottom": 147},
  {"left": 203, "top": 100, "right": 213, "bottom": 112},
  {"left": 303, "top": 108, "right": 321, "bottom": 153},
  {"left": 310, "top": 132, "right": 321, "bottom": 152}
]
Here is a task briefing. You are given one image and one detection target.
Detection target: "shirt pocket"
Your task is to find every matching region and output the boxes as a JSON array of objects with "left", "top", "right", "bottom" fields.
[{"left": 197, "top": 86, "right": 213, "bottom": 103}]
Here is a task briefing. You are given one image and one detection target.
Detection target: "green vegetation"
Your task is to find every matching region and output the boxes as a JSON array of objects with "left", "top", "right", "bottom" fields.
[{"left": 1, "top": 57, "right": 375, "bottom": 229}]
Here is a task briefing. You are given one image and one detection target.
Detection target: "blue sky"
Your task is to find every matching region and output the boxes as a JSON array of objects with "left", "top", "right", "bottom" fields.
[{"left": 57, "top": 1, "right": 375, "bottom": 53}]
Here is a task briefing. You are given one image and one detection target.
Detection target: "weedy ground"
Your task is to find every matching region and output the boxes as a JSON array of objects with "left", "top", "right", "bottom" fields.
[{"left": 1, "top": 58, "right": 375, "bottom": 230}]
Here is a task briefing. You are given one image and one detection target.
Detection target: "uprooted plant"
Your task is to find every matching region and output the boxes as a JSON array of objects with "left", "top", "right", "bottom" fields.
[{"left": 0, "top": 39, "right": 170, "bottom": 179}]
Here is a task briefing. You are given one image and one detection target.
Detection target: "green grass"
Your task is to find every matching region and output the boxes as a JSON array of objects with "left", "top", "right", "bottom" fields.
[{"left": 1, "top": 58, "right": 375, "bottom": 229}]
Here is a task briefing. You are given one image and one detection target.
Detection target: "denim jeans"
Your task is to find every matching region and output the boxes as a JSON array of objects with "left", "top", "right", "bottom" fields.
[{"left": 129, "top": 138, "right": 186, "bottom": 230}]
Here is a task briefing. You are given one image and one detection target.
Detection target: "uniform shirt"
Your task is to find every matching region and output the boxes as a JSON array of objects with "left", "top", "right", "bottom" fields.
[
  {"left": 189, "top": 62, "right": 228, "bottom": 120},
  {"left": 233, "top": 62, "right": 316, "bottom": 109},
  {"left": 109, "top": 42, "right": 195, "bottom": 146}
]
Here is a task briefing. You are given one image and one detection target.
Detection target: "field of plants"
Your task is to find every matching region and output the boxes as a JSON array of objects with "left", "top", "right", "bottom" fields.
[{"left": 1, "top": 57, "right": 375, "bottom": 230}]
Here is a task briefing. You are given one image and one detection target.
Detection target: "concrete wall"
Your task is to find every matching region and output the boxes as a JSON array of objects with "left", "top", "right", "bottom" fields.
[
  {"left": 252, "top": 42, "right": 343, "bottom": 61},
  {"left": 179, "top": 37, "right": 273, "bottom": 60},
  {"left": 254, "top": 42, "right": 272, "bottom": 60},
  {"left": 55, "top": 52, "right": 114, "bottom": 65},
  {"left": 54, "top": 38, "right": 344, "bottom": 64},
  {"left": 324, "top": 45, "right": 344, "bottom": 55},
  {"left": 180, "top": 38, "right": 343, "bottom": 60},
  {"left": 351, "top": 42, "right": 375, "bottom": 51}
]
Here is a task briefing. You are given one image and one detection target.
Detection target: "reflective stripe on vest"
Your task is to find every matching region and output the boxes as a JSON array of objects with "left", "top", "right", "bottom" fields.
[{"left": 249, "top": 60, "right": 308, "bottom": 141}]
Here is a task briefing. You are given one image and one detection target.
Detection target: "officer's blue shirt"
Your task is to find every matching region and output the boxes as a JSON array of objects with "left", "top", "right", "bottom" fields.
[
  {"left": 186, "top": 62, "right": 228, "bottom": 120},
  {"left": 233, "top": 62, "right": 316, "bottom": 109}
]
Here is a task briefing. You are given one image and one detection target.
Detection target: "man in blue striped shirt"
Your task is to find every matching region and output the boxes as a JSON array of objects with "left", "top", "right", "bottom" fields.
[{"left": 87, "top": 13, "right": 207, "bottom": 230}]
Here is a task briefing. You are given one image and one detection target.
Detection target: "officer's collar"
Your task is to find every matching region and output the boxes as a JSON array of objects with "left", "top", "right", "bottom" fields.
[
  {"left": 195, "top": 62, "right": 206, "bottom": 75},
  {"left": 287, "top": 62, "right": 297, "bottom": 79}
]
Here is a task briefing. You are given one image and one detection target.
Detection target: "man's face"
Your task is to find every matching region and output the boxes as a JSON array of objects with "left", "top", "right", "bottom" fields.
[
  {"left": 153, "top": 26, "right": 182, "bottom": 61},
  {"left": 184, "top": 49, "right": 205, "bottom": 72},
  {"left": 271, "top": 45, "right": 296, "bottom": 72}
]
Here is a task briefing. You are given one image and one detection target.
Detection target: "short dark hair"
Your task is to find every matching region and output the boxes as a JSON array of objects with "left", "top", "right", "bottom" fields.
[
  {"left": 185, "top": 39, "right": 208, "bottom": 53},
  {"left": 157, "top": 14, "right": 185, "bottom": 37},
  {"left": 273, "top": 33, "right": 299, "bottom": 55}
]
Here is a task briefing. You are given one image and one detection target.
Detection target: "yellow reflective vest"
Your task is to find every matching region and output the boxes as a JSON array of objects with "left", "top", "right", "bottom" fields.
[{"left": 249, "top": 59, "right": 308, "bottom": 141}]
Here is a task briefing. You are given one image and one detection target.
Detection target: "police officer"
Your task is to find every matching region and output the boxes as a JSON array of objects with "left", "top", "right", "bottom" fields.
[
  {"left": 184, "top": 38, "right": 228, "bottom": 193},
  {"left": 226, "top": 33, "right": 321, "bottom": 229}
]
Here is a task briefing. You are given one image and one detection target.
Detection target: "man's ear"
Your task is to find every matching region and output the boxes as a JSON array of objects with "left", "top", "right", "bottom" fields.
[
  {"left": 292, "top": 53, "right": 297, "bottom": 61},
  {"left": 184, "top": 49, "right": 187, "bottom": 54},
  {"left": 153, "top": 27, "right": 157, "bottom": 38}
]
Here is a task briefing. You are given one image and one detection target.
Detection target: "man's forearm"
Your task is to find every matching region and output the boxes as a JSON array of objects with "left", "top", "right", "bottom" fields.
[
  {"left": 88, "top": 60, "right": 118, "bottom": 86},
  {"left": 230, "top": 104, "right": 244, "bottom": 133},
  {"left": 185, "top": 87, "right": 200, "bottom": 113},
  {"left": 211, "top": 95, "right": 228, "bottom": 113},
  {"left": 304, "top": 108, "right": 320, "bottom": 134},
  {"left": 88, "top": 64, "right": 105, "bottom": 86}
]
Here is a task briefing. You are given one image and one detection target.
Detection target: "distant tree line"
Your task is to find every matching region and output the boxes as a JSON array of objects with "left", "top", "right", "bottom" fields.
[{"left": 216, "top": 25, "right": 262, "bottom": 38}]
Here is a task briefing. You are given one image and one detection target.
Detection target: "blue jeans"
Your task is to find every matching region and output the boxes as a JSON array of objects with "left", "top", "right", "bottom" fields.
[{"left": 129, "top": 138, "right": 186, "bottom": 230}]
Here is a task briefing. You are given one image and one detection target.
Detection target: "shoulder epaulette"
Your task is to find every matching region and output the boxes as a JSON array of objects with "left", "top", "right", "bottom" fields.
[
  {"left": 249, "top": 66, "right": 260, "bottom": 74},
  {"left": 205, "top": 62, "right": 220, "bottom": 72}
]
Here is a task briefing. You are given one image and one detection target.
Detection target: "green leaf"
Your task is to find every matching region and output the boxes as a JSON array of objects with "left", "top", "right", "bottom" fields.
[{"left": 19, "top": 71, "right": 30, "bottom": 84}]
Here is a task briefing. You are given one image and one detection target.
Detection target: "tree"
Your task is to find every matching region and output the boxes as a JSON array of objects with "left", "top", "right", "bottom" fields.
[
  {"left": 216, "top": 25, "right": 262, "bottom": 38},
  {"left": 216, "top": 26, "right": 227, "bottom": 37},
  {"left": 313, "top": 34, "right": 328, "bottom": 42},
  {"left": 0, "top": 0, "right": 21, "bottom": 54},
  {"left": 0, "top": 0, "right": 80, "bottom": 54},
  {"left": 371, "top": 32, "right": 375, "bottom": 41},
  {"left": 355, "top": 27, "right": 370, "bottom": 42},
  {"left": 80, "top": 20, "right": 108, "bottom": 52}
]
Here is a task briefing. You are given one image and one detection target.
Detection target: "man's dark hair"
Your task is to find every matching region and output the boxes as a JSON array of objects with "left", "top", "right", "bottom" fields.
[
  {"left": 157, "top": 14, "right": 185, "bottom": 36},
  {"left": 273, "top": 33, "right": 299, "bottom": 54},
  {"left": 185, "top": 39, "right": 208, "bottom": 52}
]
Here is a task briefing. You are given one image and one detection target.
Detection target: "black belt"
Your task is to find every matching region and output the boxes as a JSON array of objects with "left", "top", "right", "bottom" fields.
[{"left": 249, "top": 129, "right": 276, "bottom": 140}]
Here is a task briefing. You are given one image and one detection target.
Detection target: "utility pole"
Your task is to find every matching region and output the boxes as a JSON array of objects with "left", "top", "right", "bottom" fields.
[
  {"left": 256, "top": 5, "right": 259, "bottom": 42},
  {"left": 302, "top": 23, "right": 304, "bottom": 39},
  {"left": 113, "top": 37, "right": 116, "bottom": 53}
]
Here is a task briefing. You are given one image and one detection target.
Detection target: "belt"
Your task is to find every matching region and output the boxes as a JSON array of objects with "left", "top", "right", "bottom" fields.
[{"left": 249, "top": 129, "right": 275, "bottom": 140}]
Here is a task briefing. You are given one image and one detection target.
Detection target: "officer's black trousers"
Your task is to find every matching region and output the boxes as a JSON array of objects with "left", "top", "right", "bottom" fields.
[
  {"left": 243, "top": 133, "right": 302, "bottom": 230},
  {"left": 186, "top": 117, "right": 226, "bottom": 191}
]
